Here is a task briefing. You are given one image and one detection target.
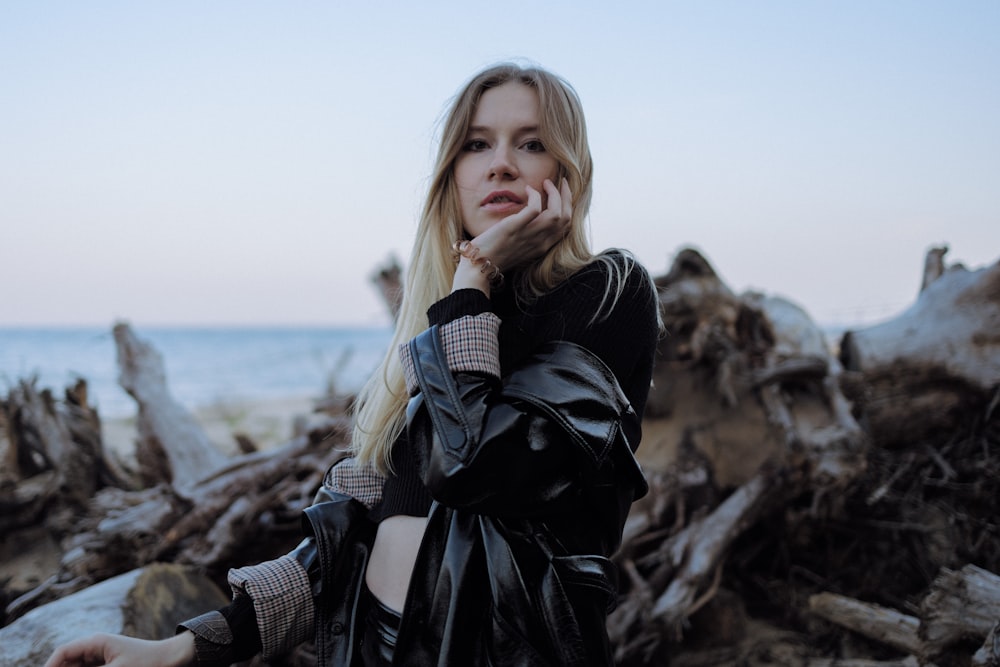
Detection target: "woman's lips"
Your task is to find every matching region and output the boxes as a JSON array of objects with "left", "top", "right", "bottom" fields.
[{"left": 480, "top": 190, "right": 524, "bottom": 214}]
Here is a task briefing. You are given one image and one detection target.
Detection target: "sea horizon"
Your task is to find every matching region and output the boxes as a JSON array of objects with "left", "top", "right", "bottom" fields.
[
  {"left": 1, "top": 319, "right": 866, "bottom": 422},
  {"left": 0, "top": 324, "right": 395, "bottom": 419}
]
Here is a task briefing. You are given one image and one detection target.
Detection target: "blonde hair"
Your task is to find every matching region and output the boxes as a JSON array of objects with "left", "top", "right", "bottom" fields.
[{"left": 352, "top": 62, "right": 629, "bottom": 472}]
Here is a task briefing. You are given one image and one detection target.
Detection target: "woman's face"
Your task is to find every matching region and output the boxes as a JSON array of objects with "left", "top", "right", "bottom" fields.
[{"left": 453, "top": 82, "right": 560, "bottom": 239}]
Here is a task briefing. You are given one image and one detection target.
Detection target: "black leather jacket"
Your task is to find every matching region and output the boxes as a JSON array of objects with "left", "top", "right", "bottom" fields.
[{"left": 310, "top": 327, "right": 648, "bottom": 666}]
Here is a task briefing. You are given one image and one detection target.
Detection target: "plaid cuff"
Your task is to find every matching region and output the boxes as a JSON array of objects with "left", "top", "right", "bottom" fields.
[
  {"left": 178, "top": 610, "right": 233, "bottom": 666},
  {"left": 323, "top": 456, "right": 386, "bottom": 508},
  {"left": 228, "top": 555, "right": 314, "bottom": 659},
  {"left": 399, "top": 313, "right": 501, "bottom": 395}
]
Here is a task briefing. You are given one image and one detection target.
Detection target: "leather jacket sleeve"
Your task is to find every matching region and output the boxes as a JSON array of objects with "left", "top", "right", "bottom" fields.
[
  {"left": 300, "top": 486, "right": 376, "bottom": 667},
  {"left": 405, "top": 328, "right": 646, "bottom": 517}
]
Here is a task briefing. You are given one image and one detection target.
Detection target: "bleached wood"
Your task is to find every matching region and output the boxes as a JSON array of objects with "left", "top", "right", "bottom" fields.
[
  {"left": 113, "top": 322, "right": 228, "bottom": 497},
  {"left": 651, "top": 469, "right": 784, "bottom": 626},
  {"left": 971, "top": 620, "right": 1000, "bottom": 666},
  {"left": 808, "top": 591, "right": 922, "bottom": 655},
  {"left": 920, "top": 564, "right": 1000, "bottom": 657},
  {"left": 807, "top": 658, "right": 926, "bottom": 667},
  {"left": 0, "top": 564, "right": 227, "bottom": 667},
  {"left": 840, "top": 249, "right": 1000, "bottom": 443}
]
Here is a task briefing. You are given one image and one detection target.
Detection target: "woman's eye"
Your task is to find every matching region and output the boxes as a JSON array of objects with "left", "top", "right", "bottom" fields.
[
  {"left": 463, "top": 139, "right": 488, "bottom": 152},
  {"left": 523, "top": 139, "right": 546, "bottom": 152}
]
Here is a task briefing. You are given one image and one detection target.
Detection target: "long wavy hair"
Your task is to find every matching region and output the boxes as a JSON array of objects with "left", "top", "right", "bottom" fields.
[{"left": 352, "top": 62, "right": 633, "bottom": 472}]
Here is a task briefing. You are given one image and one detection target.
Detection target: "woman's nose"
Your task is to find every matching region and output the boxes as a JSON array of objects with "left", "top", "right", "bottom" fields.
[{"left": 488, "top": 145, "right": 518, "bottom": 180}]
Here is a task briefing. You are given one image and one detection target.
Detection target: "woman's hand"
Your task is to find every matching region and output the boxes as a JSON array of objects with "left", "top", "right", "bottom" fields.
[
  {"left": 44, "top": 631, "right": 195, "bottom": 667},
  {"left": 473, "top": 177, "right": 572, "bottom": 270},
  {"left": 453, "top": 177, "right": 572, "bottom": 294}
]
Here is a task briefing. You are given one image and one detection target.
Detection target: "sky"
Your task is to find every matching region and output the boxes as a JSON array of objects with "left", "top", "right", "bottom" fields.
[{"left": 2, "top": 1, "right": 998, "bottom": 329}]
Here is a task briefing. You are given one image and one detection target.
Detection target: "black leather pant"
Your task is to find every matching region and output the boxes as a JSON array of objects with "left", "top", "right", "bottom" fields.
[{"left": 360, "top": 585, "right": 401, "bottom": 667}]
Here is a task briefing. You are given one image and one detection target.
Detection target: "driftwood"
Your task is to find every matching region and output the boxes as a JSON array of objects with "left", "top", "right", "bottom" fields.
[
  {"left": 807, "top": 659, "right": 925, "bottom": 667},
  {"left": 808, "top": 592, "right": 922, "bottom": 655},
  {"left": 641, "top": 249, "right": 865, "bottom": 489},
  {"left": 840, "top": 246, "right": 1000, "bottom": 445},
  {"left": 113, "top": 322, "right": 229, "bottom": 496},
  {"left": 370, "top": 255, "right": 403, "bottom": 323},
  {"left": 1, "top": 323, "right": 351, "bottom": 627},
  {"left": 0, "top": 563, "right": 228, "bottom": 667},
  {"left": 920, "top": 564, "right": 1000, "bottom": 657},
  {"left": 609, "top": 248, "right": 869, "bottom": 664},
  {"left": 3, "top": 246, "right": 998, "bottom": 666},
  {"left": 612, "top": 469, "right": 783, "bottom": 653},
  {"left": 0, "top": 378, "right": 123, "bottom": 525},
  {"left": 608, "top": 246, "right": 998, "bottom": 665},
  {"left": 806, "top": 565, "right": 1000, "bottom": 664},
  {"left": 973, "top": 621, "right": 1000, "bottom": 666}
]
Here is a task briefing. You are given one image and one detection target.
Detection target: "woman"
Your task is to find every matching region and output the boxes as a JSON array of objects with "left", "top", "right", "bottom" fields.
[{"left": 45, "top": 61, "right": 660, "bottom": 667}]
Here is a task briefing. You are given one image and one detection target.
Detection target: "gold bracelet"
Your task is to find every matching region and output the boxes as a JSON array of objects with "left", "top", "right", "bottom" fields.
[{"left": 452, "top": 240, "right": 504, "bottom": 288}]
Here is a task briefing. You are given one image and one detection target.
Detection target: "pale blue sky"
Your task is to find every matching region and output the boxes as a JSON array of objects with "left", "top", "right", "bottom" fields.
[{"left": 2, "top": 1, "right": 998, "bottom": 327}]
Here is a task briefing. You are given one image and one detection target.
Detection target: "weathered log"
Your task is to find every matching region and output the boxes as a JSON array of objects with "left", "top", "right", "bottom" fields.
[
  {"left": 5, "top": 248, "right": 993, "bottom": 666},
  {"left": 0, "top": 398, "right": 18, "bottom": 481},
  {"left": 371, "top": 254, "right": 403, "bottom": 322},
  {"left": 1, "top": 380, "right": 102, "bottom": 505},
  {"left": 808, "top": 591, "right": 922, "bottom": 655},
  {"left": 643, "top": 248, "right": 866, "bottom": 489},
  {"left": 154, "top": 426, "right": 347, "bottom": 567},
  {"left": 0, "top": 377, "right": 137, "bottom": 624},
  {"left": 0, "top": 563, "right": 228, "bottom": 667},
  {"left": 805, "top": 566, "right": 1000, "bottom": 664},
  {"left": 840, "top": 247, "right": 1000, "bottom": 445},
  {"left": 649, "top": 467, "right": 787, "bottom": 628},
  {"left": 3, "top": 324, "right": 352, "bottom": 624},
  {"left": 920, "top": 564, "right": 1000, "bottom": 657},
  {"left": 610, "top": 248, "right": 869, "bottom": 663},
  {"left": 113, "top": 322, "right": 229, "bottom": 496},
  {"left": 752, "top": 294, "right": 868, "bottom": 484},
  {"left": 0, "top": 378, "right": 129, "bottom": 541},
  {"left": 807, "top": 658, "right": 926, "bottom": 667},
  {"left": 920, "top": 245, "right": 949, "bottom": 292},
  {"left": 6, "top": 426, "right": 347, "bottom": 622},
  {"left": 0, "top": 468, "right": 57, "bottom": 535},
  {"left": 972, "top": 621, "right": 1000, "bottom": 666}
]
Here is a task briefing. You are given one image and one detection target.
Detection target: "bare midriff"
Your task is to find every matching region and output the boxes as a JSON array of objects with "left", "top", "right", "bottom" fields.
[{"left": 364, "top": 515, "right": 428, "bottom": 613}]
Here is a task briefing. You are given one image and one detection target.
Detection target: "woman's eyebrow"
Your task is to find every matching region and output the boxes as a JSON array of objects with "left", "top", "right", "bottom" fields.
[{"left": 467, "top": 124, "right": 540, "bottom": 134}]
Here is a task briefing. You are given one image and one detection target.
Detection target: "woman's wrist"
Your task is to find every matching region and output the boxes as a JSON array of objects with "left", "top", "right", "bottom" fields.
[
  {"left": 450, "top": 240, "right": 505, "bottom": 292},
  {"left": 452, "top": 257, "right": 492, "bottom": 296},
  {"left": 163, "top": 631, "right": 197, "bottom": 667}
]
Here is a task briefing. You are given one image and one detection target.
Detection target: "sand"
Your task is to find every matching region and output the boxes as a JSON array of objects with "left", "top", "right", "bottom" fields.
[{"left": 100, "top": 393, "right": 320, "bottom": 460}]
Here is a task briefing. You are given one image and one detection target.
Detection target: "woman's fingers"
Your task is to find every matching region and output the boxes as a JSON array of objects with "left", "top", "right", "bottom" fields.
[
  {"left": 542, "top": 178, "right": 561, "bottom": 221},
  {"left": 523, "top": 184, "right": 543, "bottom": 221},
  {"left": 44, "top": 632, "right": 193, "bottom": 667},
  {"left": 537, "top": 178, "right": 573, "bottom": 241},
  {"left": 505, "top": 178, "right": 570, "bottom": 232},
  {"left": 44, "top": 635, "right": 107, "bottom": 667},
  {"left": 540, "top": 178, "right": 572, "bottom": 231},
  {"left": 560, "top": 177, "right": 573, "bottom": 223},
  {"left": 467, "top": 177, "right": 575, "bottom": 270}
]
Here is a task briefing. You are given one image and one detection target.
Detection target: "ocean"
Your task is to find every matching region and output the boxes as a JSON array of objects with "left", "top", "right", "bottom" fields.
[{"left": 0, "top": 326, "right": 395, "bottom": 419}]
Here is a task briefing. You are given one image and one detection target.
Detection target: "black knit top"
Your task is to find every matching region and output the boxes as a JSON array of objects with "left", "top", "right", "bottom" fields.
[{"left": 369, "top": 250, "right": 660, "bottom": 522}]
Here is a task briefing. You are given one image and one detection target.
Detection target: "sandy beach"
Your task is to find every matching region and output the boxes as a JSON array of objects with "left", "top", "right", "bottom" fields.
[{"left": 101, "top": 393, "right": 323, "bottom": 460}]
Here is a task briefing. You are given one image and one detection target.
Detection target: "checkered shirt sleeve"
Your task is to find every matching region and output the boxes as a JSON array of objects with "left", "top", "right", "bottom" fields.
[
  {"left": 227, "top": 556, "right": 314, "bottom": 659},
  {"left": 177, "top": 610, "right": 235, "bottom": 665},
  {"left": 222, "top": 456, "right": 385, "bottom": 659},
  {"left": 399, "top": 312, "right": 502, "bottom": 395},
  {"left": 323, "top": 455, "right": 386, "bottom": 507}
]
